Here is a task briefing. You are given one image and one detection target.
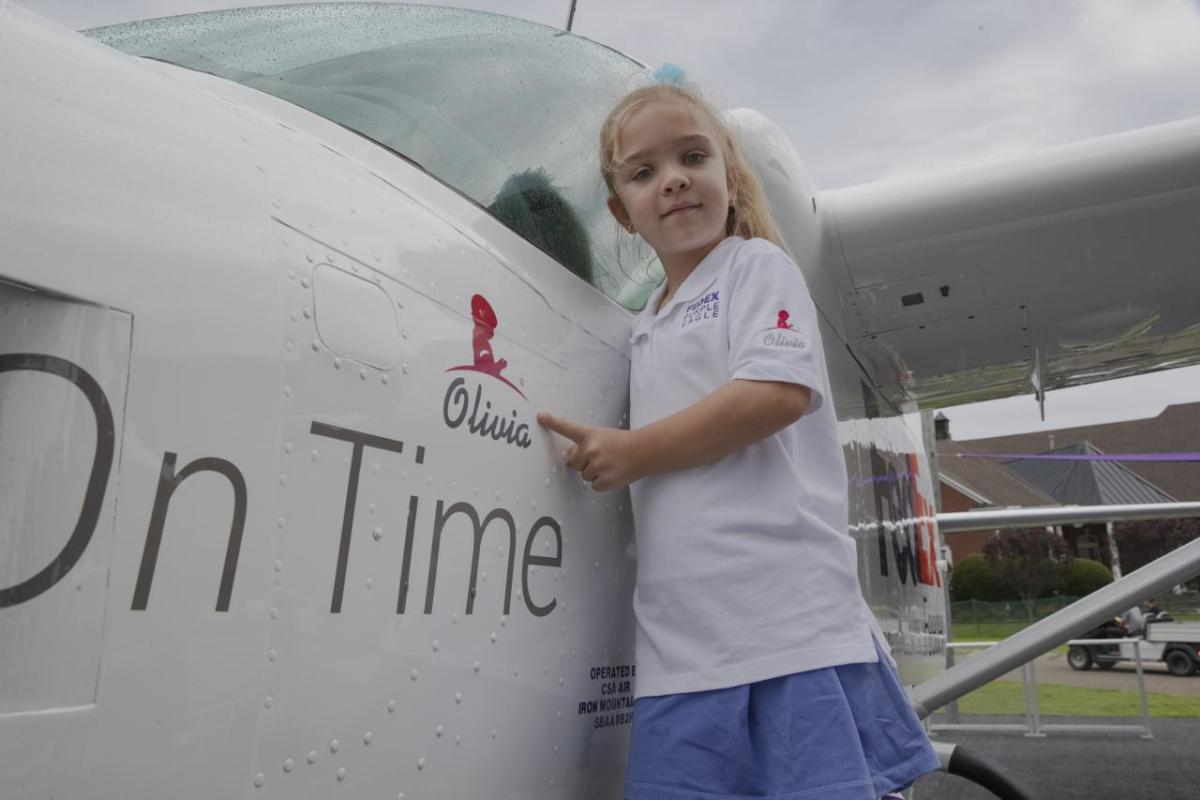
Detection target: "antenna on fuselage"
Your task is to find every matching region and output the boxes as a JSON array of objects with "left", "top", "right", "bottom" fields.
[{"left": 565, "top": 0, "right": 578, "bottom": 31}]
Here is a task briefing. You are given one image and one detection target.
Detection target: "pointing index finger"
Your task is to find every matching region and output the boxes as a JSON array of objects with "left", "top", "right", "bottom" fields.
[{"left": 537, "top": 411, "right": 587, "bottom": 443}]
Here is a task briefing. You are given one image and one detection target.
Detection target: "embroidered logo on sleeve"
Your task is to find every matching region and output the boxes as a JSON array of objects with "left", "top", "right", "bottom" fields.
[
  {"left": 681, "top": 291, "right": 720, "bottom": 328},
  {"left": 762, "top": 308, "right": 807, "bottom": 349}
]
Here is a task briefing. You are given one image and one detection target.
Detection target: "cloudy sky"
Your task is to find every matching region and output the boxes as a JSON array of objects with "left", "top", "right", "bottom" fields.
[{"left": 14, "top": 0, "right": 1200, "bottom": 441}]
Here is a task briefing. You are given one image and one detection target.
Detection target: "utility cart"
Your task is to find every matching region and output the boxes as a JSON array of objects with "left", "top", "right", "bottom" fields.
[{"left": 1067, "top": 616, "right": 1200, "bottom": 676}]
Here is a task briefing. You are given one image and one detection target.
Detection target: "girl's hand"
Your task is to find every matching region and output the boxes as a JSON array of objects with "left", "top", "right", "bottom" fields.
[{"left": 537, "top": 412, "right": 642, "bottom": 491}]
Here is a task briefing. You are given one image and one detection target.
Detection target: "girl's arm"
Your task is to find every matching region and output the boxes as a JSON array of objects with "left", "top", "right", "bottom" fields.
[{"left": 538, "top": 378, "right": 811, "bottom": 491}]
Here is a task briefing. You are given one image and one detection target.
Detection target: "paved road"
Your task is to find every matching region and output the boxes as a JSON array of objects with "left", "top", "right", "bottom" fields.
[
  {"left": 1031, "top": 652, "right": 1200, "bottom": 696},
  {"left": 912, "top": 715, "right": 1200, "bottom": 800},
  {"left": 959, "top": 649, "right": 1200, "bottom": 697}
]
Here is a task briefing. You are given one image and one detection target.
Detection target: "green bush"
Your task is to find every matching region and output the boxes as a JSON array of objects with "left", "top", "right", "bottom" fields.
[
  {"left": 950, "top": 554, "right": 1002, "bottom": 601},
  {"left": 1063, "top": 558, "right": 1113, "bottom": 596}
]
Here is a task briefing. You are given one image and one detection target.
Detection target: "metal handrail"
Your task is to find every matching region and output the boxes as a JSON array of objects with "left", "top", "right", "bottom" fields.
[
  {"left": 928, "top": 638, "right": 1153, "bottom": 738},
  {"left": 912, "top": 535, "right": 1200, "bottom": 718},
  {"left": 937, "top": 501, "right": 1200, "bottom": 532}
]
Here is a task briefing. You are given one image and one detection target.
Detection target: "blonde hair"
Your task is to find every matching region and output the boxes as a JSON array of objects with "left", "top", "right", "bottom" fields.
[{"left": 599, "top": 84, "right": 782, "bottom": 246}]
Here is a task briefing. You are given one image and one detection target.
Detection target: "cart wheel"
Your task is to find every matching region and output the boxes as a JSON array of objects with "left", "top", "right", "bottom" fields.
[
  {"left": 1165, "top": 649, "right": 1198, "bottom": 677},
  {"left": 1067, "top": 646, "right": 1092, "bottom": 670}
]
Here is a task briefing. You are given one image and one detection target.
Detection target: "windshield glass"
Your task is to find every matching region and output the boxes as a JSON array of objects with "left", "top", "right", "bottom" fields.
[{"left": 87, "top": 3, "right": 664, "bottom": 310}]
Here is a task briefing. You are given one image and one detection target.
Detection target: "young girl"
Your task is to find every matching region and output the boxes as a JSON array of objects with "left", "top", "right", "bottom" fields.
[{"left": 538, "top": 81, "right": 939, "bottom": 800}]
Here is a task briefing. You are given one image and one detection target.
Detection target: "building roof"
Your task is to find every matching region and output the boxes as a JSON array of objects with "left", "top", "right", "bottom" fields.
[
  {"left": 935, "top": 437, "right": 1059, "bottom": 509},
  {"left": 961, "top": 402, "right": 1200, "bottom": 501},
  {"left": 1002, "top": 441, "right": 1177, "bottom": 506}
]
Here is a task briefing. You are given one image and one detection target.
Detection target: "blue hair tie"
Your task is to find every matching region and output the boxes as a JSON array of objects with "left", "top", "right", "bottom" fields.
[{"left": 652, "top": 63, "right": 688, "bottom": 87}]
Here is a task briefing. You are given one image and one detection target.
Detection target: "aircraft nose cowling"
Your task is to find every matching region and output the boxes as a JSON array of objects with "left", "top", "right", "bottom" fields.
[
  {"left": 724, "top": 108, "right": 838, "bottom": 336},
  {"left": 726, "top": 108, "right": 818, "bottom": 234}
]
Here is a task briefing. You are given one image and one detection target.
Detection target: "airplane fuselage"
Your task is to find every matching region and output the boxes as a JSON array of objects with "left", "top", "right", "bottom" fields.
[{"left": 0, "top": 4, "right": 944, "bottom": 798}]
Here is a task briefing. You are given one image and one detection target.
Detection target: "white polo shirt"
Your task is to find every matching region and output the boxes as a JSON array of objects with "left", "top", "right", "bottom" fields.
[{"left": 629, "top": 236, "right": 879, "bottom": 698}]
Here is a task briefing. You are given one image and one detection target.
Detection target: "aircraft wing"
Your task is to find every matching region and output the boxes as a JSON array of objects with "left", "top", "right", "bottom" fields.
[{"left": 822, "top": 116, "right": 1200, "bottom": 409}]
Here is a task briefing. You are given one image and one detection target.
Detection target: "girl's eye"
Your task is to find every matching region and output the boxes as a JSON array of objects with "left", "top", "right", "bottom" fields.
[
  {"left": 631, "top": 167, "right": 652, "bottom": 181},
  {"left": 683, "top": 151, "right": 707, "bottom": 165}
]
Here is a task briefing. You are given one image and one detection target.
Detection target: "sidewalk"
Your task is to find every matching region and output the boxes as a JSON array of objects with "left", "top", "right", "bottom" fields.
[
  {"left": 952, "top": 646, "right": 1200, "bottom": 697},
  {"left": 912, "top": 715, "right": 1200, "bottom": 799}
]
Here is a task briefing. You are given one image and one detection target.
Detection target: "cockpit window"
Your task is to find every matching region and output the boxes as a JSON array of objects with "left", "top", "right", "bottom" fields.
[{"left": 86, "top": 3, "right": 664, "bottom": 311}]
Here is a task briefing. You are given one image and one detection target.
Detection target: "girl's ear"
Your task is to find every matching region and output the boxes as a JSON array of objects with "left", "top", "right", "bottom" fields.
[{"left": 607, "top": 195, "right": 635, "bottom": 233}]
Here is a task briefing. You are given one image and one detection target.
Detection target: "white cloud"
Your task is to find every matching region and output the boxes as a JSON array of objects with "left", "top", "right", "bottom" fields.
[{"left": 938, "top": 363, "right": 1200, "bottom": 441}]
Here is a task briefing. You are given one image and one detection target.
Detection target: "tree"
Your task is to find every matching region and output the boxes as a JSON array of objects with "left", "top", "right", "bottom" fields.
[
  {"left": 1112, "top": 518, "right": 1200, "bottom": 587},
  {"left": 1063, "top": 558, "right": 1113, "bottom": 597},
  {"left": 983, "top": 528, "right": 1072, "bottom": 620},
  {"left": 949, "top": 554, "right": 1002, "bottom": 602}
]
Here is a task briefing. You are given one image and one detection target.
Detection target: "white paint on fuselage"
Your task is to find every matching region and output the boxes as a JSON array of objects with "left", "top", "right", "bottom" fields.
[{"left": 0, "top": 3, "right": 946, "bottom": 797}]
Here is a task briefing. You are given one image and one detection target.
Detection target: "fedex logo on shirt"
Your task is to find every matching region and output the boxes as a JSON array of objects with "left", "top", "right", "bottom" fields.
[{"left": 681, "top": 291, "right": 720, "bottom": 327}]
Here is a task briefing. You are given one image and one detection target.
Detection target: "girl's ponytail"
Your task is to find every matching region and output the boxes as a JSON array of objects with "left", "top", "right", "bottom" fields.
[{"left": 722, "top": 129, "right": 781, "bottom": 245}]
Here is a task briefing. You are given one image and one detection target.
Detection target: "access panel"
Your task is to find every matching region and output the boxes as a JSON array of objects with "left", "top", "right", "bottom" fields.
[{"left": 0, "top": 281, "right": 131, "bottom": 714}]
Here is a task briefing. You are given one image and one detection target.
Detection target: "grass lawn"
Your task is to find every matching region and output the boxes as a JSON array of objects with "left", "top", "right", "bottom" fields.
[
  {"left": 946, "top": 679, "right": 1200, "bottom": 718},
  {"left": 938, "top": 616, "right": 1200, "bottom": 718},
  {"left": 952, "top": 621, "right": 1035, "bottom": 642},
  {"left": 950, "top": 623, "right": 1067, "bottom": 655}
]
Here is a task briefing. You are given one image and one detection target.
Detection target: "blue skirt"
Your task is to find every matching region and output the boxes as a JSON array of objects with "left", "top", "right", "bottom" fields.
[{"left": 625, "top": 643, "right": 939, "bottom": 800}]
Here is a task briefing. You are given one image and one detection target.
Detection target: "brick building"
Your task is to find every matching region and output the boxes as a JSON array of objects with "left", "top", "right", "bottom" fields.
[
  {"left": 934, "top": 429, "right": 1058, "bottom": 562},
  {"left": 965, "top": 402, "right": 1200, "bottom": 502},
  {"left": 934, "top": 402, "right": 1199, "bottom": 574}
]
